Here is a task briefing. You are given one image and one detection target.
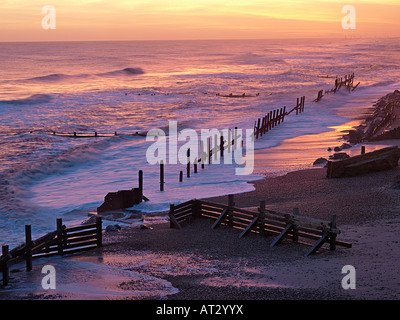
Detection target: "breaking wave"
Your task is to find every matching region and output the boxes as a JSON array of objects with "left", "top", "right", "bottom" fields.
[
  {"left": 0, "top": 94, "right": 53, "bottom": 105},
  {"left": 19, "top": 67, "right": 145, "bottom": 83}
]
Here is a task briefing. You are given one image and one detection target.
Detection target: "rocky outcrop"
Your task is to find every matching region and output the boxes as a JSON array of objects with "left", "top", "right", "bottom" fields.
[
  {"left": 97, "top": 188, "right": 142, "bottom": 213},
  {"left": 348, "top": 90, "right": 400, "bottom": 143}
]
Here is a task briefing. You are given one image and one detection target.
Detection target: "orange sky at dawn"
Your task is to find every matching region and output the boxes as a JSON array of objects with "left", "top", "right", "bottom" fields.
[{"left": 1, "top": 0, "right": 399, "bottom": 41}]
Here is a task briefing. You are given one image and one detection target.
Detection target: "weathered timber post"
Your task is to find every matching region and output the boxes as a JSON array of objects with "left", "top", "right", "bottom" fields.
[
  {"left": 256, "top": 118, "right": 261, "bottom": 139},
  {"left": 138, "top": 170, "right": 143, "bottom": 196},
  {"left": 361, "top": 146, "right": 366, "bottom": 154},
  {"left": 56, "top": 218, "right": 63, "bottom": 255},
  {"left": 96, "top": 216, "right": 103, "bottom": 247},
  {"left": 25, "top": 225, "right": 32, "bottom": 272},
  {"left": 187, "top": 149, "right": 191, "bottom": 178},
  {"left": 160, "top": 161, "right": 164, "bottom": 191},
  {"left": 220, "top": 134, "right": 224, "bottom": 157}
]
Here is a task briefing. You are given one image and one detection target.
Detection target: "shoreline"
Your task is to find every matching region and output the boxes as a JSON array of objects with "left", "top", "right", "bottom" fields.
[
  {"left": 2, "top": 165, "right": 400, "bottom": 300},
  {"left": 2, "top": 89, "right": 400, "bottom": 300}
]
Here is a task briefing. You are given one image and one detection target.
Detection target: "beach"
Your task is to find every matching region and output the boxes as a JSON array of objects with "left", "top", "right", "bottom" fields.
[
  {"left": 1, "top": 39, "right": 400, "bottom": 302},
  {"left": 2, "top": 162, "right": 400, "bottom": 300}
]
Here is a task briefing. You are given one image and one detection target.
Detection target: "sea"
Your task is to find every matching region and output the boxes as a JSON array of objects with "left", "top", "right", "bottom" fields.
[{"left": 1, "top": 38, "right": 400, "bottom": 247}]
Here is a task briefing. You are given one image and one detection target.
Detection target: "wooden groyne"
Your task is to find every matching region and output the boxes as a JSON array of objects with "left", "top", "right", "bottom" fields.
[
  {"left": 168, "top": 195, "right": 351, "bottom": 257},
  {"left": 253, "top": 96, "right": 305, "bottom": 140},
  {"left": 1, "top": 217, "right": 102, "bottom": 286},
  {"left": 326, "top": 146, "right": 400, "bottom": 178}
]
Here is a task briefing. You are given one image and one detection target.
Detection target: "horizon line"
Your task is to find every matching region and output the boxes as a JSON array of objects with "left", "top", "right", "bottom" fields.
[{"left": 1, "top": 35, "right": 399, "bottom": 44}]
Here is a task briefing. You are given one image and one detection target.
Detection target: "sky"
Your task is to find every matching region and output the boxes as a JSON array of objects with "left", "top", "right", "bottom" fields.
[{"left": 0, "top": 0, "right": 400, "bottom": 41}]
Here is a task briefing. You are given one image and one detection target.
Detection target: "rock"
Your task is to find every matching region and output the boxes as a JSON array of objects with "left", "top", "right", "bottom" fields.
[
  {"left": 340, "top": 143, "right": 352, "bottom": 150},
  {"left": 81, "top": 215, "right": 97, "bottom": 225},
  {"left": 139, "top": 224, "right": 152, "bottom": 230},
  {"left": 97, "top": 188, "right": 142, "bottom": 213},
  {"left": 334, "top": 146, "right": 341, "bottom": 152},
  {"left": 313, "top": 158, "right": 328, "bottom": 166},
  {"left": 329, "top": 153, "right": 350, "bottom": 160},
  {"left": 105, "top": 224, "right": 121, "bottom": 233}
]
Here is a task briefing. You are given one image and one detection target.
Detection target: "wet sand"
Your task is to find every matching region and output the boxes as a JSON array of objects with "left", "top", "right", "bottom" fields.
[{"left": 2, "top": 165, "right": 400, "bottom": 300}]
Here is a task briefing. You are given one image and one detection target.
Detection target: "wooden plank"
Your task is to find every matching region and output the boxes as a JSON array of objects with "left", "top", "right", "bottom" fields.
[
  {"left": 174, "top": 200, "right": 194, "bottom": 211},
  {"left": 200, "top": 208, "right": 222, "bottom": 218},
  {"left": 64, "top": 239, "right": 98, "bottom": 250},
  {"left": 198, "top": 200, "right": 228, "bottom": 210},
  {"left": 305, "top": 233, "right": 330, "bottom": 257},
  {"left": 199, "top": 204, "right": 225, "bottom": 214},
  {"left": 64, "top": 223, "right": 97, "bottom": 233},
  {"left": 211, "top": 208, "right": 228, "bottom": 229},
  {"left": 62, "top": 245, "right": 98, "bottom": 255},
  {"left": 270, "top": 223, "right": 294, "bottom": 247},
  {"left": 65, "top": 229, "right": 97, "bottom": 239},
  {"left": 174, "top": 207, "right": 194, "bottom": 218},
  {"left": 169, "top": 204, "right": 182, "bottom": 230},
  {"left": 239, "top": 217, "right": 259, "bottom": 238},
  {"left": 65, "top": 234, "right": 98, "bottom": 245}
]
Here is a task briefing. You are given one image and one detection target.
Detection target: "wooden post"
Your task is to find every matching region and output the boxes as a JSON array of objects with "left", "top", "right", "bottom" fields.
[
  {"left": 194, "top": 160, "right": 198, "bottom": 173},
  {"left": 25, "top": 225, "right": 32, "bottom": 272},
  {"left": 56, "top": 218, "right": 63, "bottom": 255},
  {"left": 169, "top": 204, "right": 182, "bottom": 230},
  {"left": 138, "top": 170, "right": 143, "bottom": 196},
  {"left": 272, "top": 110, "right": 276, "bottom": 127},
  {"left": 234, "top": 127, "right": 238, "bottom": 149},
  {"left": 256, "top": 118, "right": 261, "bottom": 139},
  {"left": 73, "top": 132, "right": 77, "bottom": 137},
  {"left": 179, "top": 171, "right": 183, "bottom": 182},
  {"left": 160, "top": 161, "right": 164, "bottom": 191},
  {"left": 1, "top": 245, "right": 9, "bottom": 286},
  {"left": 187, "top": 149, "right": 191, "bottom": 178},
  {"left": 265, "top": 114, "right": 269, "bottom": 132},
  {"left": 220, "top": 134, "right": 224, "bottom": 157},
  {"left": 269, "top": 111, "right": 273, "bottom": 130},
  {"left": 96, "top": 216, "right": 103, "bottom": 247},
  {"left": 361, "top": 146, "right": 366, "bottom": 154},
  {"left": 228, "top": 194, "right": 235, "bottom": 207},
  {"left": 296, "top": 98, "right": 299, "bottom": 115},
  {"left": 282, "top": 106, "right": 286, "bottom": 122},
  {"left": 95, "top": 132, "right": 98, "bottom": 137}
]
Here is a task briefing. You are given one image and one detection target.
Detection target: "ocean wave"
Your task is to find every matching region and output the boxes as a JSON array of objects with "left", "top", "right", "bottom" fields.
[
  {"left": 27, "top": 73, "right": 74, "bottom": 82},
  {"left": 0, "top": 94, "right": 53, "bottom": 105},
  {"left": 18, "top": 67, "right": 144, "bottom": 84},
  {"left": 100, "top": 67, "right": 145, "bottom": 76}
]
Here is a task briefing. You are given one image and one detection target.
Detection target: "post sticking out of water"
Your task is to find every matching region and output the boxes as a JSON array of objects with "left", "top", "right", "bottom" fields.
[
  {"left": 187, "top": 148, "right": 190, "bottom": 178},
  {"left": 160, "top": 161, "right": 164, "bottom": 191},
  {"left": 138, "top": 170, "right": 143, "bottom": 196}
]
